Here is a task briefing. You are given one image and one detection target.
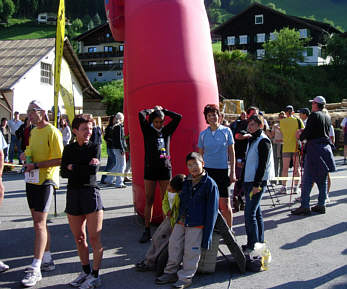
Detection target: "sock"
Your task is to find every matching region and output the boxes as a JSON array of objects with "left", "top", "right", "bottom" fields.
[
  {"left": 92, "top": 269, "right": 99, "bottom": 278},
  {"left": 82, "top": 264, "right": 91, "bottom": 275},
  {"left": 31, "top": 259, "right": 42, "bottom": 271},
  {"left": 42, "top": 251, "right": 52, "bottom": 263}
]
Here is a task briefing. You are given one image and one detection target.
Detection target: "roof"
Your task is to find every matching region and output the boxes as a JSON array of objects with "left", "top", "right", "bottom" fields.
[
  {"left": 74, "top": 22, "right": 121, "bottom": 43},
  {"left": 213, "top": 2, "right": 342, "bottom": 35},
  {"left": 0, "top": 38, "right": 100, "bottom": 98}
]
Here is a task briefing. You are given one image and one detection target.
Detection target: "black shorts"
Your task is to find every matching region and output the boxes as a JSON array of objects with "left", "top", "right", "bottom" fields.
[
  {"left": 144, "top": 166, "right": 172, "bottom": 181},
  {"left": 26, "top": 183, "right": 54, "bottom": 213},
  {"left": 65, "top": 187, "right": 104, "bottom": 216},
  {"left": 205, "top": 167, "right": 230, "bottom": 198},
  {"left": 344, "top": 133, "right": 347, "bottom": 145}
]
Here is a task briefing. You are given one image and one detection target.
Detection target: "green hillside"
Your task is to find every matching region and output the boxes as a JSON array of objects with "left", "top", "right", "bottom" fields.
[
  {"left": 261, "top": 0, "right": 347, "bottom": 31},
  {"left": 0, "top": 19, "right": 56, "bottom": 40}
]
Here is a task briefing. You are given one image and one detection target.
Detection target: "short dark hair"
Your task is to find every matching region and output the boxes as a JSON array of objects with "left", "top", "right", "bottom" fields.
[
  {"left": 186, "top": 152, "right": 203, "bottom": 163},
  {"left": 248, "top": 114, "right": 264, "bottom": 127},
  {"left": 170, "top": 174, "right": 186, "bottom": 191},
  {"left": 1, "top": 117, "right": 7, "bottom": 122},
  {"left": 149, "top": 109, "right": 165, "bottom": 123},
  {"left": 246, "top": 106, "right": 258, "bottom": 115},
  {"left": 203, "top": 104, "right": 220, "bottom": 124},
  {"left": 72, "top": 115, "right": 93, "bottom": 130}
]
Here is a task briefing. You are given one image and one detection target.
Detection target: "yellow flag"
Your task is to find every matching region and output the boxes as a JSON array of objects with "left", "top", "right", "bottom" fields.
[
  {"left": 54, "top": 0, "right": 65, "bottom": 127},
  {"left": 60, "top": 58, "right": 75, "bottom": 123}
]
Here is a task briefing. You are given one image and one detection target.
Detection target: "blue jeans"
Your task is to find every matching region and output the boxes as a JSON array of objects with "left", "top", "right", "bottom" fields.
[
  {"left": 113, "top": 149, "right": 126, "bottom": 187},
  {"left": 101, "top": 147, "right": 117, "bottom": 183},
  {"left": 243, "top": 181, "right": 266, "bottom": 250},
  {"left": 9, "top": 134, "right": 22, "bottom": 163},
  {"left": 301, "top": 169, "right": 328, "bottom": 208}
]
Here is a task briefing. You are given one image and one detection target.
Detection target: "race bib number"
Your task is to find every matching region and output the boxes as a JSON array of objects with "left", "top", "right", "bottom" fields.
[{"left": 25, "top": 169, "right": 39, "bottom": 184}]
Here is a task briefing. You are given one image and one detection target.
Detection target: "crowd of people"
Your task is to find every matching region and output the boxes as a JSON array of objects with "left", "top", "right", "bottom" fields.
[{"left": 0, "top": 96, "right": 343, "bottom": 288}]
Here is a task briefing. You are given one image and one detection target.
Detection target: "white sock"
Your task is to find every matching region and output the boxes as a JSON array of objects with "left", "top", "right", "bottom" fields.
[
  {"left": 42, "top": 251, "right": 52, "bottom": 263},
  {"left": 31, "top": 259, "right": 42, "bottom": 271}
]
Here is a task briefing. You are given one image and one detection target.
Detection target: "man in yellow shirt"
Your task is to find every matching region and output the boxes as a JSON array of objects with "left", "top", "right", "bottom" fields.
[
  {"left": 20, "top": 100, "right": 63, "bottom": 287},
  {"left": 279, "top": 105, "right": 304, "bottom": 195}
]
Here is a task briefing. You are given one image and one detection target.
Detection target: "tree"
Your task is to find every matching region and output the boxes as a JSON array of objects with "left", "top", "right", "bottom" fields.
[
  {"left": 327, "top": 34, "right": 347, "bottom": 65},
  {"left": 262, "top": 27, "right": 308, "bottom": 72},
  {"left": 87, "top": 19, "right": 94, "bottom": 30},
  {"left": 95, "top": 80, "right": 124, "bottom": 115},
  {"left": 93, "top": 12, "right": 101, "bottom": 26},
  {"left": 0, "top": 0, "right": 15, "bottom": 23},
  {"left": 82, "top": 14, "right": 92, "bottom": 29},
  {"left": 267, "top": 3, "right": 286, "bottom": 14}
]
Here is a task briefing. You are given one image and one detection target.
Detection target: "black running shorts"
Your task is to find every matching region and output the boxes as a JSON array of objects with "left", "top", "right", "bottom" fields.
[
  {"left": 144, "top": 166, "right": 172, "bottom": 181},
  {"left": 65, "top": 187, "right": 104, "bottom": 216},
  {"left": 205, "top": 167, "right": 230, "bottom": 198},
  {"left": 26, "top": 183, "right": 54, "bottom": 213}
]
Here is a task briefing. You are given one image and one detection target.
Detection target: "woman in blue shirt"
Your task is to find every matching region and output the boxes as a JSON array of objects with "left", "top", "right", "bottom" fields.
[{"left": 198, "top": 104, "right": 236, "bottom": 228}]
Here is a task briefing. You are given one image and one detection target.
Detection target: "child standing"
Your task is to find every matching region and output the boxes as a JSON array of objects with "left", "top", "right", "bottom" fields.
[
  {"left": 156, "top": 152, "right": 219, "bottom": 289},
  {"left": 136, "top": 174, "right": 186, "bottom": 271}
]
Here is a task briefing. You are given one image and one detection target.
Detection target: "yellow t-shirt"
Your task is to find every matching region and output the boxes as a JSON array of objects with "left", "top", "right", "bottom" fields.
[
  {"left": 25, "top": 124, "right": 63, "bottom": 187},
  {"left": 279, "top": 117, "right": 303, "bottom": 153}
]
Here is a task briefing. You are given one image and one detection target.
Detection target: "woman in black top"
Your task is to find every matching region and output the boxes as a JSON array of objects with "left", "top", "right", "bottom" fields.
[
  {"left": 138, "top": 106, "right": 182, "bottom": 243},
  {"left": 60, "top": 115, "right": 104, "bottom": 288}
]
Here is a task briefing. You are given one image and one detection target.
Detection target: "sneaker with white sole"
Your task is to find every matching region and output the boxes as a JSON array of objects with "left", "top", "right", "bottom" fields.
[
  {"left": 293, "top": 187, "right": 301, "bottom": 195},
  {"left": 79, "top": 274, "right": 101, "bottom": 289},
  {"left": 278, "top": 186, "right": 287, "bottom": 195},
  {"left": 69, "top": 271, "right": 89, "bottom": 287},
  {"left": 0, "top": 261, "right": 9, "bottom": 273},
  {"left": 172, "top": 279, "right": 193, "bottom": 288},
  {"left": 21, "top": 267, "right": 42, "bottom": 287},
  {"left": 41, "top": 259, "right": 55, "bottom": 272}
]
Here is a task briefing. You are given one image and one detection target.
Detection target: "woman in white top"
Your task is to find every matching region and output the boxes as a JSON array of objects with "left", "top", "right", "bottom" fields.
[{"left": 59, "top": 118, "right": 72, "bottom": 146}]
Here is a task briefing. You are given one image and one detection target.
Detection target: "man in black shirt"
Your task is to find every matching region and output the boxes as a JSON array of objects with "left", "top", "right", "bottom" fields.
[{"left": 292, "top": 96, "right": 336, "bottom": 216}]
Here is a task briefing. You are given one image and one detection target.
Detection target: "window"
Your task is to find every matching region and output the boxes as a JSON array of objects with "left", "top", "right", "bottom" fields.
[
  {"left": 88, "top": 61, "right": 96, "bottom": 66},
  {"left": 239, "top": 35, "right": 248, "bottom": 45},
  {"left": 257, "top": 49, "right": 265, "bottom": 59},
  {"left": 299, "top": 29, "right": 308, "bottom": 38},
  {"left": 119, "top": 45, "right": 124, "bottom": 51},
  {"left": 227, "top": 36, "right": 235, "bottom": 46},
  {"left": 240, "top": 50, "right": 247, "bottom": 54},
  {"left": 116, "top": 71, "right": 122, "bottom": 76},
  {"left": 88, "top": 47, "right": 97, "bottom": 53},
  {"left": 306, "top": 47, "right": 313, "bottom": 57},
  {"left": 106, "top": 33, "right": 110, "bottom": 38},
  {"left": 104, "top": 60, "right": 113, "bottom": 65},
  {"left": 255, "top": 14, "right": 263, "bottom": 25},
  {"left": 104, "top": 46, "right": 113, "bottom": 52},
  {"left": 40, "top": 62, "right": 52, "bottom": 84},
  {"left": 269, "top": 32, "right": 277, "bottom": 41},
  {"left": 98, "top": 72, "right": 103, "bottom": 77},
  {"left": 257, "top": 33, "right": 266, "bottom": 43}
]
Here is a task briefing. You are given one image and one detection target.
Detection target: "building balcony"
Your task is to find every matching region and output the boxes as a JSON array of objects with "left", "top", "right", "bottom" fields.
[
  {"left": 82, "top": 63, "right": 124, "bottom": 72},
  {"left": 78, "top": 50, "right": 124, "bottom": 60}
]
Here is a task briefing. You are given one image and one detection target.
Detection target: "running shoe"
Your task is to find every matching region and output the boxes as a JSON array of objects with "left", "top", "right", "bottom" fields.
[
  {"left": 69, "top": 271, "right": 89, "bottom": 287},
  {"left": 41, "top": 259, "right": 55, "bottom": 272},
  {"left": 78, "top": 274, "right": 101, "bottom": 289},
  {"left": 278, "top": 186, "right": 287, "bottom": 195},
  {"left": 0, "top": 261, "right": 9, "bottom": 273},
  {"left": 155, "top": 273, "right": 178, "bottom": 284},
  {"left": 172, "top": 279, "right": 192, "bottom": 288},
  {"left": 21, "top": 267, "right": 42, "bottom": 287}
]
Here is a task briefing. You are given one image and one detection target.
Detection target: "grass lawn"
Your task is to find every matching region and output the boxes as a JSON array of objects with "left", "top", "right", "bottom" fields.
[
  {"left": 212, "top": 41, "right": 221, "bottom": 52},
  {"left": 0, "top": 18, "right": 56, "bottom": 40}
]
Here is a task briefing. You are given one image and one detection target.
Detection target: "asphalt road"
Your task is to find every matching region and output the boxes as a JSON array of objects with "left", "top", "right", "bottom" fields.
[{"left": 0, "top": 157, "right": 346, "bottom": 289}]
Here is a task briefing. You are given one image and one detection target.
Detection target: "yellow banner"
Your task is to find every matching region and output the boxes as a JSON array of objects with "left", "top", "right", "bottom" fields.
[
  {"left": 54, "top": 0, "right": 65, "bottom": 127},
  {"left": 60, "top": 58, "right": 75, "bottom": 123}
]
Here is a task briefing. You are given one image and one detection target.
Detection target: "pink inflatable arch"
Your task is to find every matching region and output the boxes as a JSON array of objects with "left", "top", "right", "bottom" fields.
[{"left": 105, "top": 0, "right": 219, "bottom": 222}]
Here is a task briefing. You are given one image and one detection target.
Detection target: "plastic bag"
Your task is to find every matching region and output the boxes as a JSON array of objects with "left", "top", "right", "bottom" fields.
[{"left": 252, "top": 242, "right": 272, "bottom": 271}]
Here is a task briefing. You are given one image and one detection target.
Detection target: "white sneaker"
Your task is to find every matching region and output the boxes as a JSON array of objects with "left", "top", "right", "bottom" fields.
[
  {"left": 278, "top": 186, "right": 287, "bottom": 195},
  {"left": 79, "top": 274, "right": 101, "bottom": 289},
  {"left": 21, "top": 267, "right": 42, "bottom": 287},
  {"left": 293, "top": 187, "right": 301, "bottom": 195},
  {"left": 326, "top": 196, "right": 331, "bottom": 204},
  {"left": 0, "top": 261, "right": 9, "bottom": 273},
  {"left": 69, "top": 271, "right": 89, "bottom": 287}
]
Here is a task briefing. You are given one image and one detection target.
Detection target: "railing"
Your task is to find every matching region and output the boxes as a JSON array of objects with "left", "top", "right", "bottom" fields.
[
  {"left": 78, "top": 51, "right": 124, "bottom": 59},
  {"left": 82, "top": 63, "right": 123, "bottom": 71}
]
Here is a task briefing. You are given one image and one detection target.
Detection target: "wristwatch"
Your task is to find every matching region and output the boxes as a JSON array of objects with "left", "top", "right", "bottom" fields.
[{"left": 34, "top": 163, "right": 39, "bottom": 169}]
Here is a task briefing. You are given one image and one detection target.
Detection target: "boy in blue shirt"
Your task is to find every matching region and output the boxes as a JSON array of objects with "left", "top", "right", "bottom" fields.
[{"left": 156, "top": 152, "right": 219, "bottom": 289}]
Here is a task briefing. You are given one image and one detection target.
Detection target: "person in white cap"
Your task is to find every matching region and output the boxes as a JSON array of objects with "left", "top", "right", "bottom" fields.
[
  {"left": 0, "top": 129, "right": 9, "bottom": 273},
  {"left": 20, "top": 100, "right": 63, "bottom": 287},
  {"left": 291, "top": 96, "right": 336, "bottom": 216}
]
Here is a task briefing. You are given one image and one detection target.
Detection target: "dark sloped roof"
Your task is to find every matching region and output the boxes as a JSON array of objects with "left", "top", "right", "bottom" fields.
[
  {"left": 0, "top": 38, "right": 55, "bottom": 90},
  {"left": 0, "top": 38, "right": 100, "bottom": 98},
  {"left": 213, "top": 2, "right": 342, "bottom": 35},
  {"left": 74, "top": 23, "right": 110, "bottom": 41}
]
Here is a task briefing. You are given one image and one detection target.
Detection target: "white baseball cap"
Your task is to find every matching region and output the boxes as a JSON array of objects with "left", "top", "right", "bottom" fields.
[{"left": 309, "top": 96, "right": 326, "bottom": 104}]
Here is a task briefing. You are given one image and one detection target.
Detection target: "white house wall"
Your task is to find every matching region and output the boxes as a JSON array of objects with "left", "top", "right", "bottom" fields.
[{"left": 11, "top": 49, "right": 83, "bottom": 116}]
